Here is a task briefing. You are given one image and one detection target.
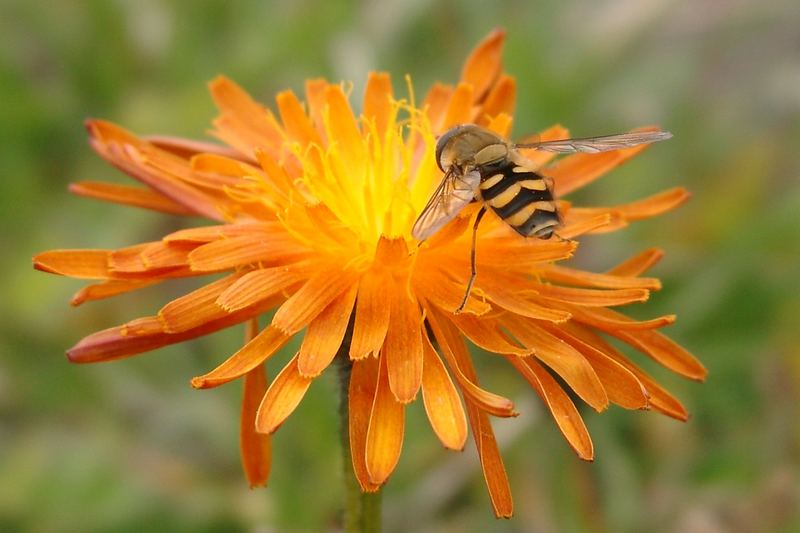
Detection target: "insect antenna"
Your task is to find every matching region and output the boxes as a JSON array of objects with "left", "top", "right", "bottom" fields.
[{"left": 456, "top": 207, "right": 487, "bottom": 314}]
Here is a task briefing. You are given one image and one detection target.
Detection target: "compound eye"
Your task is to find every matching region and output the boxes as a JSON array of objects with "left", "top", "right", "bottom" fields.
[{"left": 435, "top": 127, "right": 461, "bottom": 171}]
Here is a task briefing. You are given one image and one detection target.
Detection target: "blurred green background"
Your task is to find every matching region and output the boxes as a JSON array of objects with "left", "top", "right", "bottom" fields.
[{"left": 3, "top": 1, "right": 799, "bottom": 531}]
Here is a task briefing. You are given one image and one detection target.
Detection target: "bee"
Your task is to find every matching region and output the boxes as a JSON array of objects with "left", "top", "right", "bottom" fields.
[{"left": 412, "top": 124, "right": 672, "bottom": 312}]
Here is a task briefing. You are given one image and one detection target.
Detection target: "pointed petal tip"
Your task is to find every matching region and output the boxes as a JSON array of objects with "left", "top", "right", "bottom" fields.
[
  {"left": 32, "top": 258, "right": 54, "bottom": 274},
  {"left": 690, "top": 365, "right": 709, "bottom": 382},
  {"left": 84, "top": 118, "right": 98, "bottom": 133},
  {"left": 208, "top": 74, "right": 232, "bottom": 89},
  {"left": 84, "top": 118, "right": 115, "bottom": 141},
  {"left": 487, "top": 27, "right": 506, "bottom": 41},
  {"left": 191, "top": 375, "right": 238, "bottom": 390},
  {"left": 653, "top": 398, "right": 690, "bottom": 421},
  {"left": 574, "top": 438, "right": 595, "bottom": 462},
  {"left": 254, "top": 418, "right": 281, "bottom": 436},
  {"left": 66, "top": 342, "right": 103, "bottom": 364},
  {"left": 366, "top": 70, "right": 390, "bottom": 81},
  {"left": 671, "top": 409, "right": 690, "bottom": 422}
]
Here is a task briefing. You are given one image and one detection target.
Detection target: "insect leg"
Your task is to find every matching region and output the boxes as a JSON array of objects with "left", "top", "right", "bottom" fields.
[{"left": 456, "top": 207, "right": 487, "bottom": 314}]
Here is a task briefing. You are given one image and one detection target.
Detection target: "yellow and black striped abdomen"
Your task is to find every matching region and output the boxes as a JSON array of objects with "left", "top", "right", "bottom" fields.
[{"left": 477, "top": 162, "right": 560, "bottom": 238}]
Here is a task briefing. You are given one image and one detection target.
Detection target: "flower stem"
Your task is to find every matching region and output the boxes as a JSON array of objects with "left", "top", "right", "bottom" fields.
[{"left": 336, "top": 349, "right": 382, "bottom": 532}]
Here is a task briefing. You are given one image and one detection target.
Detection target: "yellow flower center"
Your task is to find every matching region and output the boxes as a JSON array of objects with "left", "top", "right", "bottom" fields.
[{"left": 260, "top": 83, "right": 442, "bottom": 268}]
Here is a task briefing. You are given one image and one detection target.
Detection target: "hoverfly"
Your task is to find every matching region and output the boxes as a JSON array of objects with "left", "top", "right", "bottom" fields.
[{"left": 411, "top": 124, "right": 672, "bottom": 312}]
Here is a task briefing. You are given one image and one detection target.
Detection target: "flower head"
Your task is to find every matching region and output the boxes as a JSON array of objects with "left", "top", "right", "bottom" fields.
[{"left": 34, "top": 30, "right": 704, "bottom": 517}]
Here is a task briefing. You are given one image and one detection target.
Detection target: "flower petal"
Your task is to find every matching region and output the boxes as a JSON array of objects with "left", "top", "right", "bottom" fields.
[
  {"left": 422, "top": 82, "right": 454, "bottom": 131},
  {"left": 442, "top": 83, "right": 475, "bottom": 128},
  {"left": 543, "top": 323, "right": 648, "bottom": 410},
  {"left": 139, "top": 241, "right": 195, "bottom": 269},
  {"left": 109, "top": 252, "right": 185, "bottom": 279},
  {"left": 86, "top": 120, "right": 224, "bottom": 221},
  {"left": 109, "top": 243, "right": 174, "bottom": 275},
  {"left": 451, "top": 312, "right": 530, "bottom": 356},
  {"left": 570, "top": 187, "right": 691, "bottom": 227},
  {"left": 67, "top": 312, "right": 216, "bottom": 364},
  {"left": 350, "top": 269, "right": 391, "bottom": 360},
  {"left": 569, "top": 305, "right": 676, "bottom": 331},
  {"left": 69, "top": 181, "right": 195, "bottom": 215},
  {"left": 159, "top": 273, "right": 244, "bottom": 333},
  {"left": 606, "top": 248, "right": 664, "bottom": 277},
  {"left": 67, "top": 322, "right": 165, "bottom": 363},
  {"left": 191, "top": 325, "right": 291, "bottom": 389},
  {"left": 253, "top": 149, "right": 297, "bottom": 202},
  {"left": 411, "top": 266, "right": 490, "bottom": 315},
  {"left": 145, "top": 135, "right": 244, "bottom": 160},
  {"left": 324, "top": 84, "right": 366, "bottom": 172},
  {"left": 426, "top": 307, "right": 513, "bottom": 518},
  {"left": 276, "top": 90, "right": 322, "bottom": 147},
  {"left": 503, "top": 315, "right": 609, "bottom": 412},
  {"left": 564, "top": 324, "right": 689, "bottom": 420},
  {"left": 460, "top": 28, "right": 505, "bottom": 103},
  {"left": 421, "top": 324, "right": 515, "bottom": 418},
  {"left": 533, "top": 283, "right": 650, "bottom": 307},
  {"left": 304, "top": 78, "right": 328, "bottom": 141},
  {"left": 271, "top": 267, "right": 360, "bottom": 335},
  {"left": 570, "top": 306, "right": 705, "bottom": 379},
  {"left": 469, "top": 407, "right": 513, "bottom": 519},
  {"left": 477, "top": 75, "right": 516, "bottom": 123},
  {"left": 349, "top": 356, "right": 382, "bottom": 492},
  {"left": 558, "top": 213, "right": 624, "bottom": 239},
  {"left": 208, "top": 76, "right": 284, "bottom": 157},
  {"left": 188, "top": 234, "right": 308, "bottom": 272},
  {"left": 382, "top": 284, "right": 423, "bottom": 404},
  {"left": 476, "top": 237, "right": 575, "bottom": 269},
  {"left": 71, "top": 279, "right": 159, "bottom": 306},
  {"left": 240, "top": 321, "right": 271, "bottom": 488},
  {"left": 421, "top": 335, "right": 467, "bottom": 450},
  {"left": 470, "top": 267, "right": 572, "bottom": 322},
  {"left": 297, "top": 283, "right": 358, "bottom": 377},
  {"left": 365, "top": 354, "right": 405, "bottom": 485},
  {"left": 256, "top": 354, "right": 313, "bottom": 434},
  {"left": 363, "top": 72, "right": 394, "bottom": 138},
  {"left": 164, "top": 222, "right": 281, "bottom": 244},
  {"left": 541, "top": 264, "right": 661, "bottom": 290},
  {"left": 187, "top": 154, "right": 263, "bottom": 191},
  {"left": 33, "top": 249, "right": 111, "bottom": 279},
  {"left": 217, "top": 267, "right": 305, "bottom": 313},
  {"left": 485, "top": 112, "right": 513, "bottom": 138},
  {"left": 508, "top": 355, "right": 594, "bottom": 460}
]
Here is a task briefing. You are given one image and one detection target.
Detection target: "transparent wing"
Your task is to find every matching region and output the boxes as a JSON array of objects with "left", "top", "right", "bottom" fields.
[
  {"left": 516, "top": 130, "right": 672, "bottom": 154},
  {"left": 412, "top": 168, "right": 480, "bottom": 241}
]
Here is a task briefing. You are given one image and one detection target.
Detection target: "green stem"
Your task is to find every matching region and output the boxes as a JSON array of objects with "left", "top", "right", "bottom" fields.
[{"left": 336, "top": 350, "right": 382, "bottom": 532}]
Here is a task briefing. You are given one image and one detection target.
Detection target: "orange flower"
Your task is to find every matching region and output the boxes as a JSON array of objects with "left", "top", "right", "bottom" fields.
[{"left": 34, "top": 30, "right": 704, "bottom": 517}]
